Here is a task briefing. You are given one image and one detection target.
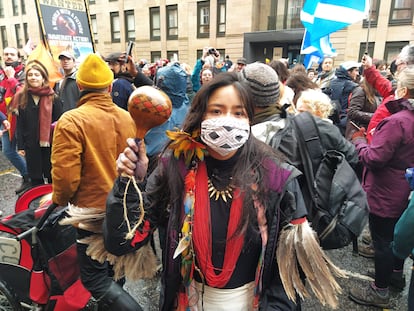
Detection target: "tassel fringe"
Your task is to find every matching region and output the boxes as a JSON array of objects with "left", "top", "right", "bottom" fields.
[
  {"left": 59, "top": 205, "right": 158, "bottom": 281},
  {"left": 276, "top": 221, "right": 347, "bottom": 309}
]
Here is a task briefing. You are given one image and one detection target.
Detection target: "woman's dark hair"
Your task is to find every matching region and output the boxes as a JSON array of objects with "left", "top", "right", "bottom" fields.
[
  {"left": 269, "top": 60, "right": 290, "bottom": 83},
  {"left": 152, "top": 72, "right": 284, "bottom": 236},
  {"left": 182, "top": 72, "right": 254, "bottom": 133},
  {"left": 286, "top": 72, "right": 319, "bottom": 105}
]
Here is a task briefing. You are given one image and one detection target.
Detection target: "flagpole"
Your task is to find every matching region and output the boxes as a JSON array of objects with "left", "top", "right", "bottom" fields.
[
  {"left": 365, "top": 2, "right": 371, "bottom": 54},
  {"left": 33, "top": 0, "right": 51, "bottom": 53},
  {"left": 84, "top": 0, "right": 96, "bottom": 52}
]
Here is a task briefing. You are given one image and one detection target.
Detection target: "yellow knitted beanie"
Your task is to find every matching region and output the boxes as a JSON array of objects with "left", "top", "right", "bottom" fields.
[{"left": 76, "top": 53, "right": 113, "bottom": 89}]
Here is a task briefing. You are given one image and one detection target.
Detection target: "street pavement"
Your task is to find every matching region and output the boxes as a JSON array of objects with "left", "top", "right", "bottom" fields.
[{"left": 0, "top": 152, "right": 409, "bottom": 310}]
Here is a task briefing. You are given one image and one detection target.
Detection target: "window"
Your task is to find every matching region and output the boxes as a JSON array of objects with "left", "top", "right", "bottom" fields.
[
  {"left": 197, "top": 1, "right": 210, "bottom": 38},
  {"left": 89, "top": 0, "right": 95, "bottom": 4},
  {"left": 90, "top": 14, "right": 98, "bottom": 43},
  {"left": 15, "top": 24, "right": 22, "bottom": 48},
  {"left": 110, "top": 12, "right": 120, "bottom": 43},
  {"left": 384, "top": 41, "right": 409, "bottom": 63},
  {"left": 0, "top": 0, "right": 4, "bottom": 18},
  {"left": 166, "top": 5, "right": 178, "bottom": 40},
  {"left": 12, "top": 0, "right": 18, "bottom": 16},
  {"left": 167, "top": 50, "right": 179, "bottom": 62},
  {"left": 1, "top": 26, "right": 7, "bottom": 48},
  {"left": 389, "top": 0, "right": 413, "bottom": 25},
  {"left": 363, "top": 0, "right": 379, "bottom": 27},
  {"left": 358, "top": 42, "right": 375, "bottom": 60},
  {"left": 23, "top": 23, "right": 28, "bottom": 44},
  {"left": 284, "top": 0, "right": 303, "bottom": 29},
  {"left": 217, "top": 0, "right": 226, "bottom": 36},
  {"left": 150, "top": 7, "right": 160, "bottom": 41},
  {"left": 124, "top": 10, "right": 135, "bottom": 41},
  {"left": 151, "top": 51, "right": 161, "bottom": 63},
  {"left": 20, "top": 0, "right": 26, "bottom": 15}
]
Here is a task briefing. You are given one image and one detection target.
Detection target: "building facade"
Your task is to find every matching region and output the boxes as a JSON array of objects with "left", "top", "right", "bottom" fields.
[{"left": 0, "top": 0, "right": 413, "bottom": 67}]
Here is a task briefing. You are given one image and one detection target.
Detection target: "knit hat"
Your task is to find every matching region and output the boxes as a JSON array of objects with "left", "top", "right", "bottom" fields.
[
  {"left": 76, "top": 53, "right": 113, "bottom": 89},
  {"left": 241, "top": 62, "right": 280, "bottom": 107}
]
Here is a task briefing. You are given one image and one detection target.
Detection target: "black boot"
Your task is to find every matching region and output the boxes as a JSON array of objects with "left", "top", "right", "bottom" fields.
[
  {"left": 15, "top": 176, "right": 32, "bottom": 195},
  {"left": 97, "top": 282, "right": 143, "bottom": 311}
]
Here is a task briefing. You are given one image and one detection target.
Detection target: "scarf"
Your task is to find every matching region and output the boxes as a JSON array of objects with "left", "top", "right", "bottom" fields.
[
  {"left": 252, "top": 105, "right": 282, "bottom": 125},
  {"left": 192, "top": 161, "right": 245, "bottom": 288},
  {"left": 28, "top": 86, "right": 54, "bottom": 147}
]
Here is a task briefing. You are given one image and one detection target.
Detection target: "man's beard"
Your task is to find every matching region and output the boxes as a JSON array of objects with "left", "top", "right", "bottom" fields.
[{"left": 5, "top": 61, "right": 19, "bottom": 68}]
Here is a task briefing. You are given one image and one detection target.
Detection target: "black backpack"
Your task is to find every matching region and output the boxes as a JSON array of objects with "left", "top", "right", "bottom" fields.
[{"left": 292, "top": 112, "right": 369, "bottom": 249}]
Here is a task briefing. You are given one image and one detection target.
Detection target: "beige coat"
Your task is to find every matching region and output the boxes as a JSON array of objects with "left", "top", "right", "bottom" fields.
[{"left": 51, "top": 92, "right": 136, "bottom": 209}]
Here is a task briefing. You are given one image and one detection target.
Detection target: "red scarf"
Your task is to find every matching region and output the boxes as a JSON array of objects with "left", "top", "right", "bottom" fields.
[
  {"left": 28, "top": 86, "right": 54, "bottom": 146},
  {"left": 192, "top": 161, "right": 245, "bottom": 288}
]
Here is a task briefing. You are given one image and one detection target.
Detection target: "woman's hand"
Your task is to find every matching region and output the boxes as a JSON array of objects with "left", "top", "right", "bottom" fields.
[
  {"left": 2, "top": 120, "right": 10, "bottom": 130},
  {"left": 117, "top": 138, "right": 149, "bottom": 181}
]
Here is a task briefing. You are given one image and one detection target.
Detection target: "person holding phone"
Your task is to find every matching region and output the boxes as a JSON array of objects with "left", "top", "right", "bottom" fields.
[{"left": 104, "top": 52, "right": 135, "bottom": 110}]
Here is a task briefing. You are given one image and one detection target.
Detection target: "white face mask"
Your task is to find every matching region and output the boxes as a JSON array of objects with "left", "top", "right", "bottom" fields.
[{"left": 201, "top": 116, "right": 250, "bottom": 156}]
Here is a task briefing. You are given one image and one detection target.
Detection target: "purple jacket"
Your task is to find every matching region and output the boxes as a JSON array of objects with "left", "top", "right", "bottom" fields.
[{"left": 354, "top": 98, "right": 414, "bottom": 218}]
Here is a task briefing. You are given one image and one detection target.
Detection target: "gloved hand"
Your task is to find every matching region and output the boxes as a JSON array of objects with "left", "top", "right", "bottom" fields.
[{"left": 351, "top": 127, "right": 367, "bottom": 143}]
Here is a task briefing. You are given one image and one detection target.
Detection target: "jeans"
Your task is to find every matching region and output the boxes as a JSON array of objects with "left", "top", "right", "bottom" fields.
[
  {"left": 1, "top": 129, "right": 27, "bottom": 176},
  {"left": 369, "top": 213, "right": 405, "bottom": 288}
]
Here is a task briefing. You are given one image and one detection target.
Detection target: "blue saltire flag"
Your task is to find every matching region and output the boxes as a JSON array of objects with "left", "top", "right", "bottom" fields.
[
  {"left": 300, "top": 0, "right": 369, "bottom": 68},
  {"left": 301, "top": 29, "right": 336, "bottom": 69},
  {"left": 301, "top": 0, "right": 369, "bottom": 42}
]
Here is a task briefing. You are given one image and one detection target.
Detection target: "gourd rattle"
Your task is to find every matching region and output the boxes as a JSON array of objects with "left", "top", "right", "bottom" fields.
[
  {"left": 128, "top": 85, "right": 172, "bottom": 139},
  {"left": 123, "top": 85, "right": 172, "bottom": 239}
]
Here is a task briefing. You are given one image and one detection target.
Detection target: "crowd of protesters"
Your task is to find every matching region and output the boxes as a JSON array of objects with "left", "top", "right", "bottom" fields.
[{"left": 1, "top": 43, "right": 413, "bottom": 310}]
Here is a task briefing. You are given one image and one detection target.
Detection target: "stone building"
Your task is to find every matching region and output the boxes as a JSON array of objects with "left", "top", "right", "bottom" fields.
[{"left": 0, "top": 0, "right": 412, "bottom": 67}]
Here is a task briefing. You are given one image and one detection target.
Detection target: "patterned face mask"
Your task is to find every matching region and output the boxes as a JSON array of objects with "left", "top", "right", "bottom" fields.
[{"left": 200, "top": 116, "right": 250, "bottom": 156}]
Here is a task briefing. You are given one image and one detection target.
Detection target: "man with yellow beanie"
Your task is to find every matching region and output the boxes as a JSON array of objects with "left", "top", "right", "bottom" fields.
[{"left": 51, "top": 53, "right": 142, "bottom": 310}]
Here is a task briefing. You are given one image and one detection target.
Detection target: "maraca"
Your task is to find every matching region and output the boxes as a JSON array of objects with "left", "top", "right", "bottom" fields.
[
  {"left": 128, "top": 85, "right": 172, "bottom": 138},
  {"left": 123, "top": 86, "right": 172, "bottom": 239}
]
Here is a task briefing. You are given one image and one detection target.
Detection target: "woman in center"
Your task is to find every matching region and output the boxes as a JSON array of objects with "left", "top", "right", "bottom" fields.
[{"left": 104, "top": 72, "right": 343, "bottom": 310}]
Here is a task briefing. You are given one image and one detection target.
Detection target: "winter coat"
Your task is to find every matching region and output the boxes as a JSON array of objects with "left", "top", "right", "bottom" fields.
[
  {"left": 345, "top": 86, "right": 379, "bottom": 140},
  {"left": 354, "top": 98, "right": 414, "bottom": 218},
  {"left": 104, "top": 155, "right": 307, "bottom": 311},
  {"left": 314, "top": 69, "right": 336, "bottom": 95},
  {"left": 16, "top": 92, "right": 62, "bottom": 181},
  {"left": 54, "top": 70, "right": 80, "bottom": 113},
  {"left": 252, "top": 112, "right": 358, "bottom": 208},
  {"left": 330, "top": 66, "right": 359, "bottom": 114},
  {"left": 111, "top": 73, "right": 135, "bottom": 110},
  {"left": 393, "top": 194, "right": 414, "bottom": 259},
  {"left": 51, "top": 92, "right": 136, "bottom": 209},
  {"left": 0, "top": 63, "right": 25, "bottom": 138},
  {"left": 364, "top": 65, "right": 394, "bottom": 143}
]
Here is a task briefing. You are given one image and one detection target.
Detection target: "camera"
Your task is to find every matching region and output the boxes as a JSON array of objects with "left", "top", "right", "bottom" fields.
[{"left": 208, "top": 48, "right": 218, "bottom": 57}]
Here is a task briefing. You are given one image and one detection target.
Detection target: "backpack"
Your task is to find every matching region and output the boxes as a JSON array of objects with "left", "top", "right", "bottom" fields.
[{"left": 292, "top": 112, "right": 369, "bottom": 249}]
